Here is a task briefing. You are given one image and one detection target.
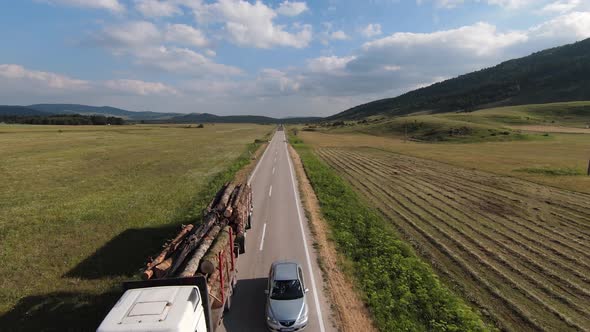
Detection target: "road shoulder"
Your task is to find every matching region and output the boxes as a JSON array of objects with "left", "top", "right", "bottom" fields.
[{"left": 288, "top": 145, "right": 378, "bottom": 332}]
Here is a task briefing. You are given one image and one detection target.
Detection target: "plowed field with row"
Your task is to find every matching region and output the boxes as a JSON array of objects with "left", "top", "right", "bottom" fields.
[{"left": 317, "top": 147, "right": 590, "bottom": 332}]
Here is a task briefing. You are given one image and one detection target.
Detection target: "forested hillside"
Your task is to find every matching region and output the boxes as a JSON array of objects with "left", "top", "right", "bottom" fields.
[{"left": 331, "top": 38, "right": 590, "bottom": 120}]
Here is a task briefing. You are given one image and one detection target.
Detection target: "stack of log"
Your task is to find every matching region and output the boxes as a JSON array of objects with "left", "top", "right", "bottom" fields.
[{"left": 141, "top": 182, "right": 252, "bottom": 282}]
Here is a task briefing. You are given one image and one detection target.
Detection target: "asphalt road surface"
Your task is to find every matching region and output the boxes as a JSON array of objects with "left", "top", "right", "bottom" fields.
[{"left": 219, "top": 130, "right": 336, "bottom": 332}]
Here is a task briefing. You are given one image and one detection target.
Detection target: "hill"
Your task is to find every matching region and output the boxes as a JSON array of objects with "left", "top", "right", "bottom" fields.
[
  {"left": 0, "top": 106, "right": 51, "bottom": 117},
  {"left": 330, "top": 38, "right": 590, "bottom": 120},
  {"left": 317, "top": 101, "right": 590, "bottom": 143},
  {"left": 27, "top": 104, "right": 181, "bottom": 121}
]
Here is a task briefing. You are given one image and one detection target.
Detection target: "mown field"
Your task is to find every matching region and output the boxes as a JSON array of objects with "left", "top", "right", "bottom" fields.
[
  {"left": 315, "top": 146, "right": 590, "bottom": 331},
  {"left": 291, "top": 140, "right": 489, "bottom": 332},
  {"left": 300, "top": 130, "right": 590, "bottom": 194},
  {"left": 0, "top": 124, "right": 271, "bottom": 330}
]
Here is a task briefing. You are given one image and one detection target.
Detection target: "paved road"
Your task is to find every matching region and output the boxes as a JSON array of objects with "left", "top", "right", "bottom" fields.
[{"left": 219, "top": 130, "right": 336, "bottom": 332}]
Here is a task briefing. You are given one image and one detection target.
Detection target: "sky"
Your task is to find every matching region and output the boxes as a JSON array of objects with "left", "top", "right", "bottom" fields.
[{"left": 0, "top": 0, "right": 589, "bottom": 117}]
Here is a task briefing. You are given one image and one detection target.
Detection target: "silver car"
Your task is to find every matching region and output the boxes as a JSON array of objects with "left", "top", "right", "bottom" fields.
[{"left": 265, "top": 261, "right": 309, "bottom": 331}]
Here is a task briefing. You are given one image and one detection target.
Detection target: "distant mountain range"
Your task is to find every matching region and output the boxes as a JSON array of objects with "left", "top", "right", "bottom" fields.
[
  {"left": 0, "top": 104, "right": 321, "bottom": 124},
  {"left": 330, "top": 38, "right": 590, "bottom": 120},
  {"left": 27, "top": 104, "right": 183, "bottom": 121},
  {"left": 163, "top": 112, "right": 321, "bottom": 124}
]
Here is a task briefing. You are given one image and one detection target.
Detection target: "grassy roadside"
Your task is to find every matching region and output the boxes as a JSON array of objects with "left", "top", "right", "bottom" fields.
[{"left": 290, "top": 137, "right": 489, "bottom": 331}]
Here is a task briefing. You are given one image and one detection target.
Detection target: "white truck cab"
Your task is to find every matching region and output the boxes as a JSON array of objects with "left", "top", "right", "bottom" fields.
[{"left": 98, "top": 284, "right": 209, "bottom": 332}]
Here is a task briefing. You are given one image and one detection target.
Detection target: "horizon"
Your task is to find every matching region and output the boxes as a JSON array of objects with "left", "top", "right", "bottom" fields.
[{"left": 1, "top": 1, "right": 589, "bottom": 118}]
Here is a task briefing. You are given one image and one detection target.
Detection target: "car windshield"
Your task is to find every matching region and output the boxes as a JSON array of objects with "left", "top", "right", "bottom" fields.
[{"left": 270, "top": 279, "right": 303, "bottom": 300}]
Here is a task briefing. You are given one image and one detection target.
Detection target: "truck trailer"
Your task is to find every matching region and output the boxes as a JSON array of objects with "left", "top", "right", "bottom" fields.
[{"left": 97, "top": 182, "right": 252, "bottom": 332}]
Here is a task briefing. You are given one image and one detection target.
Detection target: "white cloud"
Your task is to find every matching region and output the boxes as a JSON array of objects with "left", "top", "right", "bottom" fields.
[
  {"left": 135, "top": 0, "right": 182, "bottom": 17},
  {"left": 363, "top": 22, "right": 528, "bottom": 57},
  {"left": 435, "top": 0, "right": 465, "bottom": 8},
  {"left": 486, "top": 0, "right": 534, "bottom": 9},
  {"left": 0, "top": 64, "right": 182, "bottom": 101},
  {"left": 276, "top": 1, "right": 308, "bottom": 16},
  {"left": 361, "top": 23, "right": 382, "bottom": 38},
  {"left": 256, "top": 68, "right": 301, "bottom": 95},
  {"left": 134, "top": 46, "right": 242, "bottom": 76},
  {"left": 307, "top": 56, "right": 356, "bottom": 73},
  {"left": 166, "top": 24, "right": 208, "bottom": 47},
  {"left": 539, "top": 0, "right": 587, "bottom": 14},
  {"left": 197, "top": 0, "right": 312, "bottom": 48},
  {"left": 105, "top": 79, "right": 179, "bottom": 95},
  {"left": 94, "top": 21, "right": 239, "bottom": 76},
  {"left": 0, "top": 64, "right": 90, "bottom": 90},
  {"left": 330, "top": 30, "right": 349, "bottom": 40},
  {"left": 417, "top": 0, "right": 534, "bottom": 9},
  {"left": 529, "top": 11, "right": 590, "bottom": 39},
  {"left": 98, "top": 21, "right": 161, "bottom": 49},
  {"left": 46, "top": 0, "right": 125, "bottom": 13},
  {"left": 383, "top": 65, "right": 401, "bottom": 71}
]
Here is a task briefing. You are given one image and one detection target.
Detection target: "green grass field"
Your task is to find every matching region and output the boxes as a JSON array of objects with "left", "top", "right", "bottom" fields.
[{"left": 0, "top": 123, "right": 271, "bottom": 330}]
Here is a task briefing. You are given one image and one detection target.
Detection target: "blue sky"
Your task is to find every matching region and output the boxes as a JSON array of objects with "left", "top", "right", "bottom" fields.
[{"left": 1, "top": 0, "right": 589, "bottom": 117}]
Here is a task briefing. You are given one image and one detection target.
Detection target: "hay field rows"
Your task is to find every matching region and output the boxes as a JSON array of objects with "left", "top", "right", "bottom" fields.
[{"left": 317, "top": 147, "right": 590, "bottom": 332}]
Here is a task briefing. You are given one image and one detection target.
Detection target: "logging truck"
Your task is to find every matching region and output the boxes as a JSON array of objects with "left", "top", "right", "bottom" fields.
[{"left": 97, "top": 183, "right": 253, "bottom": 332}]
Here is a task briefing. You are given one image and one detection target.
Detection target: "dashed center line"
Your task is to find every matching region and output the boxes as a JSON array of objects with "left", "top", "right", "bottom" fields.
[
  {"left": 268, "top": 185, "right": 272, "bottom": 197},
  {"left": 272, "top": 167, "right": 275, "bottom": 174},
  {"left": 259, "top": 223, "right": 267, "bottom": 251}
]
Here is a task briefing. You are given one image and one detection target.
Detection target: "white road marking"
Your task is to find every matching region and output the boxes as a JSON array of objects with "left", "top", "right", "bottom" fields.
[
  {"left": 272, "top": 167, "right": 275, "bottom": 175},
  {"left": 248, "top": 136, "right": 273, "bottom": 185},
  {"left": 269, "top": 185, "right": 272, "bottom": 197},
  {"left": 274, "top": 156, "right": 277, "bottom": 163},
  {"left": 285, "top": 136, "right": 327, "bottom": 332},
  {"left": 259, "top": 223, "right": 267, "bottom": 251}
]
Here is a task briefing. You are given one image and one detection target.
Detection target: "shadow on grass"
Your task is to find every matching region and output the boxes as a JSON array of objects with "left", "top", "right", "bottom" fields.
[
  {"left": 0, "top": 291, "right": 120, "bottom": 331},
  {"left": 65, "top": 224, "right": 181, "bottom": 279},
  {"left": 222, "top": 277, "right": 268, "bottom": 331}
]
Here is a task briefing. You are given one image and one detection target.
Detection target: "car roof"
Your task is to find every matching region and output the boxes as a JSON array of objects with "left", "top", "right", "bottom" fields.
[{"left": 272, "top": 261, "right": 299, "bottom": 281}]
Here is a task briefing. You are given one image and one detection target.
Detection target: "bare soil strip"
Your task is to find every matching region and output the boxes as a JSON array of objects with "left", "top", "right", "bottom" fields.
[
  {"left": 289, "top": 145, "right": 378, "bottom": 332},
  {"left": 317, "top": 147, "right": 590, "bottom": 332}
]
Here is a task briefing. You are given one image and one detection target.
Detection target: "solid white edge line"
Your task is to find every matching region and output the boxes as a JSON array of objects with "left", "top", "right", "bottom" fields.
[
  {"left": 248, "top": 135, "right": 273, "bottom": 185},
  {"left": 259, "top": 223, "right": 267, "bottom": 251},
  {"left": 285, "top": 137, "right": 327, "bottom": 332},
  {"left": 269, "top": 185, "right": 272, "bottom": 197}
]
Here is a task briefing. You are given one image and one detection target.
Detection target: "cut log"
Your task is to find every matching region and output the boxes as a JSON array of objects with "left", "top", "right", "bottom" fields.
[
  {"left": 230, "top": 184, "right": 244, "bottom": 208},
  {"left": 205, "top": 182, "right": 228, "bottom": 215},
  {"left": 200, "top": 227, "right": 231, "bottom": 274},
  {"left": 167, "top": 213, "right": 218, "bottom": 276},
  {"left": 215, "top": 183, "right": 236, "bottom": 212},
  {"left": 142, "top": 224, "right": 193, "bottom": 280},
  {"left": 223, "top": 206, "right": 233, "bottom": 218},
  {"left": 153, "top": 257, "right": 173, "bottom": 278},
  {"left": 179, "top": 224, "right": 223, "bottom": 277}
]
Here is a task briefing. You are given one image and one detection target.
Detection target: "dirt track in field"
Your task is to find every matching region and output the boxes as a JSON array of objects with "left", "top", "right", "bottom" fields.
[{"left": 317, "top": 147, "right": 590, "bottom": 332}]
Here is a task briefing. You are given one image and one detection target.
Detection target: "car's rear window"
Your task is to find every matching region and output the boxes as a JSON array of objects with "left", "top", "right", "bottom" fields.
[{"left": 271, "top": 279, "right": 304, "bottom": 300}]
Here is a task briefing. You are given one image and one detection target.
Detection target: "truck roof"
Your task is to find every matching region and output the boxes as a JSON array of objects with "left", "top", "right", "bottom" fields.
[{"left": 97, "top": 286, "right": 203, "bottom": 332}]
